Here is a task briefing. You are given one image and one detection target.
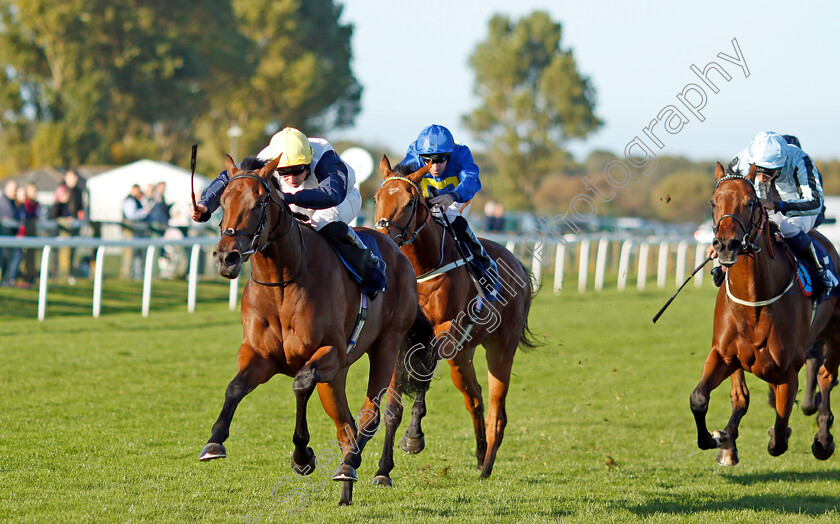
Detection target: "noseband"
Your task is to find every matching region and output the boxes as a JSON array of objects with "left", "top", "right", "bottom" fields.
[
  {"left": 375, "top": 176, "right": 430, "bottom": 246},
  {"left": 712, "top": 174, "right": 766, "bottom": 254},
  {"left": 220, "top": 172, "right": 291, "bottom": 256}
]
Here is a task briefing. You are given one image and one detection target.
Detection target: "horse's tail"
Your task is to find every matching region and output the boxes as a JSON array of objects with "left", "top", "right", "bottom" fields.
[
  {"left": 516, "top": 258, "right": 542, "bottom": 352},
  {"left": 396, "top": 305, "right": 438, "bottom": 397}
]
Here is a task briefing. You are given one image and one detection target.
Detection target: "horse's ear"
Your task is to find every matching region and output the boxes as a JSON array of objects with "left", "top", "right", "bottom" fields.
[
  {"left": 746, "top": 163, "right": 757, "bottom": 182},
  {"left": 225, "top": 154, "right": 238, "bottom": 175},
  {"left": 714, "top": 162, "right": 726, "bottom": 181},
  {"left": 380, "top": 155, "right": 393, "bottom": 178},
  {"left": 261, "top": 155, "right": 281, "bottom": 179},
  {"left": 407, "top": 162, "right": 431, "bottom": 185}
]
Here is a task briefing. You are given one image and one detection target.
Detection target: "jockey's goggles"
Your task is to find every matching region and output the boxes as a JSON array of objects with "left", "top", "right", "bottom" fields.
[
  {"left": 755, "top": 165, "right": 781, "bottom": 179},
  {"left": 276, "top": 164, "right": 308, "bottom": 176},
  {"left": 420, "top": 153, "right": 451, "bottom": 165}
]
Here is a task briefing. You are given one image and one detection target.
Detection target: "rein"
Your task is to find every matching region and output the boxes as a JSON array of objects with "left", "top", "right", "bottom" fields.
[
  {"left": 715, "top": 174, "right": 794, "bottom": 307},
  {"left": 221, "top": 172, "right": 302, "bottom": 287},
  {"left": 375, "top": 176, "right": 431, "bottom": 246}
]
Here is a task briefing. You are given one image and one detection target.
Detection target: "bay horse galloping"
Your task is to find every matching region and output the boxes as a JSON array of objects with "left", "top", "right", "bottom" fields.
[
  {"left": 198, "top": 155, "right": 435, "bottom": 505},
  {"left": 691, "top": 162, "right": 840, "bottom": 465},
  {"left": 372, "top": 157, "right": 538, "bottom": 483}
]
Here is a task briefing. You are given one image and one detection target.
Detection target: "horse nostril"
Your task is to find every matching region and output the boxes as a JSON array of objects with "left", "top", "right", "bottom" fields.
[
  {"left": 727, "top": 239, "right": 741, "bottom": 251},
  {"left": 712, "top": 238, "right": 722, "bottom": 250},
  {"left": 225, "top": 251, "right": 241, "bottom": 267}
]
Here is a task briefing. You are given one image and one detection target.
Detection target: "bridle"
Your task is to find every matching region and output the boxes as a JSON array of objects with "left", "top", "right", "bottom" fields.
[
  {"left": 220, "top": 171, "right": 302, "bottom": 286},
  {"left": 712, "top": 174, "right": 766, "bottom": 255},
  {"left": 375, "top": 176, "right": 431, "bottom": 246}
]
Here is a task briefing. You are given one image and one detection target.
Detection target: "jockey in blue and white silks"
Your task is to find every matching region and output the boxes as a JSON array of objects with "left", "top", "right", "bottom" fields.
[
  {"left": 729, "top": 131, "right": 837, "bottom": 290},
  {"left": 192, "top": 127, "right": 386, "bottom": 298},
  {"left": 395, "top": 124, "right": 500, "bottom": 300}
]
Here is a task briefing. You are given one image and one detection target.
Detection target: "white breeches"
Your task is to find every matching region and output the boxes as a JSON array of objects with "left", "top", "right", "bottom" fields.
[
  {"left": 290, "top": 187, "right": 362, "bottom": 231},
  {"left": 767, "top": 211, "right": 817, "bottom": 238}
]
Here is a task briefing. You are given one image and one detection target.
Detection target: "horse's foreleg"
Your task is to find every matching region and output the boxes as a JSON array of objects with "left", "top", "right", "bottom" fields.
[
  {"left": 768, "top": 375, "right": 797, "bottom": 456},
  {"left": 449, "top": 349, "right": 487, "bottom": 470},
  {"left": 813, "top": 341, "right": 838, "bottom": 460},
  {"left": 690, "top": 349, "right": 738, "bottom": 451},
  {"left": 803, "top": 341, "right": 825, "bottom": 416},
  {"left": 374, "top": 373, "right": 403, "bottom": 487},
  {"left": 200, "top": 346, "right": 273, "bottom": 461},
  {"left": 716, "top": 369, "right": 750, "bottom": 466},
  {"left": 291, "top": 345, "right": 343, "bottom": 476}
]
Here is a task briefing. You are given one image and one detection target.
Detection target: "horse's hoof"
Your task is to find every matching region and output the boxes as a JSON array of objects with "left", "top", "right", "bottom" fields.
[
  {"left": 333, "top": 464, "right": 358, "bottom": 482},
  {"left": 371, "top": 475, "right": 393, "bottom": 487},
  {"left": 767, "top": 427, "right": 791, "bottom": 457},
  {"left": 711, "top": 430, "right": 729, "bottom": 448},
  {"left": 291, "top": 447, "right": 316, "bottom": 475},
  {"left": 199, "top": 442, "right": 227, "bottom": 461},
  {"left": 400, "top": 434, "right": 425, "bottom": 454},
  {"left": 716, "top": 448, "right": 739, "bottom": 467},
  {"left": 812, "top": 438, "right": 835, "bottom": 460}
]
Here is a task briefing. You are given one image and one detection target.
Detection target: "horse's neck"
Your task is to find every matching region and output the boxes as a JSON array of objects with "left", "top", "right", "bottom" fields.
[
  {"left": 402, "top": 214, "right": 449, "bottom": 275},
  {"left": 727, "top": 232, "right": 790, "bottom": 302},
  {"left": 250, "top": 217, "right": 304, "bottom": 284}
]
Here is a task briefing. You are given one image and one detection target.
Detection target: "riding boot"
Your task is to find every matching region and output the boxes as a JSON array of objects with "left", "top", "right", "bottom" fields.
[
  {"left": 786, "top": 230, "right": 838, "bottom": 293},
  {"left": 319, "top": 221, "right": 387, "bottom": 299},
  {"left": 808, "top": 242, "right": 838, "bottom": 292},
  {"left": 450, "top": 216, "right": 500, "bottom": 300}
]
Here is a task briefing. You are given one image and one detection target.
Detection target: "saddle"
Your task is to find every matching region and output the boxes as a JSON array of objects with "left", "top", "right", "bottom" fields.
[{"left": 776, "top": 234, "right": 840, "bottom": 303}]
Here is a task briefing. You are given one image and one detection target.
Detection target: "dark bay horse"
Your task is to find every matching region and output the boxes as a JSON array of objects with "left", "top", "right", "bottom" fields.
[
  {"left": 198, "top": 155, "right": 435, "bottom": 505},
  {"left": 692, "top": 162, "right": 840, "bottom": 465},
  {"left": 372, "top": 157, "right": 537, "bottom": 483}
]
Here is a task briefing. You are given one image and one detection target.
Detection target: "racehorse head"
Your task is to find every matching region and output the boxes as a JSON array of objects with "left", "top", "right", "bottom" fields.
[
  {"left": 213, "top": 154, "right": 286, "bottom": 279},
  {"left": 711, "top": 162, "right": 763, "bottom": 267},
  {"left": 374, "top": 156, "right": 431, "bottom": 246}
]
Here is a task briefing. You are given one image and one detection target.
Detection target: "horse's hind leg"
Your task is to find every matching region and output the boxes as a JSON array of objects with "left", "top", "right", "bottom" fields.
[
  {"left": 480, "top": 338, "right": 515, "bottom": 478},
  {"left": 200, "top": 345, "right": 274, "bottom": 461},
  {"left": 802, "top": 341, "right": 825, "bottom": 416},
  {"left": 717, "top": 369, "right": 750, "bottom": 466},
  {"left": 768, "top": 374, "right": 797, "bottom": 456},
  {"left": 400, "top": 389, "right": 427, "bottom": 454},
  {"left": 448, "top": 346, "right": 487, "bottom": 470},
  {"left": 690, "top": 349, "right": 739, "bottom": 452},
  {"left": 813, "top": 337, "right": 839, "bottom": 460},
  {"left": 374, "top": 373, "right": 403, "bottom": 486}
]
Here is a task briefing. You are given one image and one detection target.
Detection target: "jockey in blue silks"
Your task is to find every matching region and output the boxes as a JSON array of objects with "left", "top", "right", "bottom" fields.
[
  {"left": 191, "top": 127, "right": 386, "bottom": 298},
  {"left": 712, "top": 131, "right": 837, "bottom": 292},
  {"left": 395, "top": 124, "right": 500, "bottom": 299}
]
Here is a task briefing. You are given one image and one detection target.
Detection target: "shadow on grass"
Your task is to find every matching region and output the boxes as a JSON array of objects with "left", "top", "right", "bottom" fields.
[
  {"left": 631, "top": 493, "right": 840, "bottom": 517},
  {"left": 723, "top": 469, "right": 840, "bottom": 485}
]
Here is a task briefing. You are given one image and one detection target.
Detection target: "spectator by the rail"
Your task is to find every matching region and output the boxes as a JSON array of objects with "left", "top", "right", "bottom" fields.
[
  {"left": 484, "top": 201, "right": 505, "bottom": 233},
  {"left": 20, "top": 182, "right": 40, "bottom": 286},
  {"left": 0, "top": 180, "right": 22, "bottom": 286},
  {"left": 122, "top": 184, "right": 152, "bottom": 280},
  {"left": 147, "top": 181, "right": 171, "bottom": 235},
  {"left": 50, "top": 168, "right": 86, "bottom": 282}
]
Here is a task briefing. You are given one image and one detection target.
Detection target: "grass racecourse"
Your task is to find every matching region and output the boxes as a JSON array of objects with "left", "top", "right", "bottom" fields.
[{"left": 1, "top": 278, "right": 840, "bottom": 522}]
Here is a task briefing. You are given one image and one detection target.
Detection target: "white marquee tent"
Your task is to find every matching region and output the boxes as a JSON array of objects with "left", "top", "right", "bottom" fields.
[{"left": 86, "top": 159, "right": 212, "bottom": 229}]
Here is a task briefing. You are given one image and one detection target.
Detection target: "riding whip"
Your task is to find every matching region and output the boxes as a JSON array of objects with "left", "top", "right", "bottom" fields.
[
  {"left": 189, "top": 144, "right": 198, "bottom": 209},
  {"left": 652, "top": 255, "right": 713, "bottom": 324}
]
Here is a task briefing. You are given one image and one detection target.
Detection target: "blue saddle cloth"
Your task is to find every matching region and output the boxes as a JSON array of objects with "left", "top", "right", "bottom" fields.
[
  {"left": 330, "top": 230, "right": 387, "bottom": 296},
  {"left": 794, "top": 240, "right": 840, "bottom": 301}
]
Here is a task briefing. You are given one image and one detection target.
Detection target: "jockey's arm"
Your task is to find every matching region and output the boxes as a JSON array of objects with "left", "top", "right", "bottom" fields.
[
  {"left": 774, "top": 154, "right": 822, "bottom": 216},
  {"left": 192, "top": 169, "right": 230, "bottom": 222},
  {"left": 281, "top": 150, "right": 349, "bottom": 210}
]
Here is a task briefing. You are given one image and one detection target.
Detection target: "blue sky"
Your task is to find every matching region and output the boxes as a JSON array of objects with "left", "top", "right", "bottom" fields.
[{"left": 333, "top": 0, "right": 839, "bottom": 162}]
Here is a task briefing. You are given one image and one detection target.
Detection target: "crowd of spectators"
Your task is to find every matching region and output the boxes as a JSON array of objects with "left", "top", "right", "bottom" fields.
[{"left": 0, "top": 170, "right": 175, "bottom": 286}]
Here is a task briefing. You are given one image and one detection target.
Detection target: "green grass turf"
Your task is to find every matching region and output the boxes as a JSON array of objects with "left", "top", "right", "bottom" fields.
[{"left": 1, "top": 281, "right": 839, "bottom": 522}]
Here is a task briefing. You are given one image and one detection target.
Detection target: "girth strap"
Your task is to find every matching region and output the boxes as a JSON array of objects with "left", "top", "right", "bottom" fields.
[{"left": 346, "top": 294, "right": 368, "bottom": 354}]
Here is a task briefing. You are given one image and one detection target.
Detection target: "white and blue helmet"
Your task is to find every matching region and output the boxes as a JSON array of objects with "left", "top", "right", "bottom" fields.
[{"left": 749, "top": 131, "right": 788, "bottom": 170}]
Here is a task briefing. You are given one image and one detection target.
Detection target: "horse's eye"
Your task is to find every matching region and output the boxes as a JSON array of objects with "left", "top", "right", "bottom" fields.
[{"left": 709, "top": 200, "right": 715, "bottom": 208}]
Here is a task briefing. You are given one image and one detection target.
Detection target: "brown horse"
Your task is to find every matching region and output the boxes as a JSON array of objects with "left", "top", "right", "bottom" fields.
[
  {"left": 692, "top": 162, "right": 840, "bottom": 465},
  {"left": 372, "top": 157, "right": 537, "bottom": 483},
  {"left": 198, "top": 155, "right": 435, "bottom": 505}
]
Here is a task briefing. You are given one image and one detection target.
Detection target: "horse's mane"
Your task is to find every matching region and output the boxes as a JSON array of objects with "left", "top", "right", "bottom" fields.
[
  {"left": 393, "top": 163, "right": 413, "bottom": 177},
  {"left": 240, "top": 156, "right": 267, "bottom": 171}
]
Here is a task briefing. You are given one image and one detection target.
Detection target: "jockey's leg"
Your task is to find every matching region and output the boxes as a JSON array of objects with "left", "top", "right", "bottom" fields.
[
  {"left": 449, "top": 215, "right": 500, "bottom": 300},
  {"left": 781, "top": 215, "right": 837, "bottom": 291},
  {"left": 319, "top": 221, "right": 387, "bottom": 298}
]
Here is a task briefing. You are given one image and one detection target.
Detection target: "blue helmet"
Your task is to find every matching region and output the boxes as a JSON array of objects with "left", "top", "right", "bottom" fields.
[{"left": 415, "top": 125, "right": 455, "bottom": 155}]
